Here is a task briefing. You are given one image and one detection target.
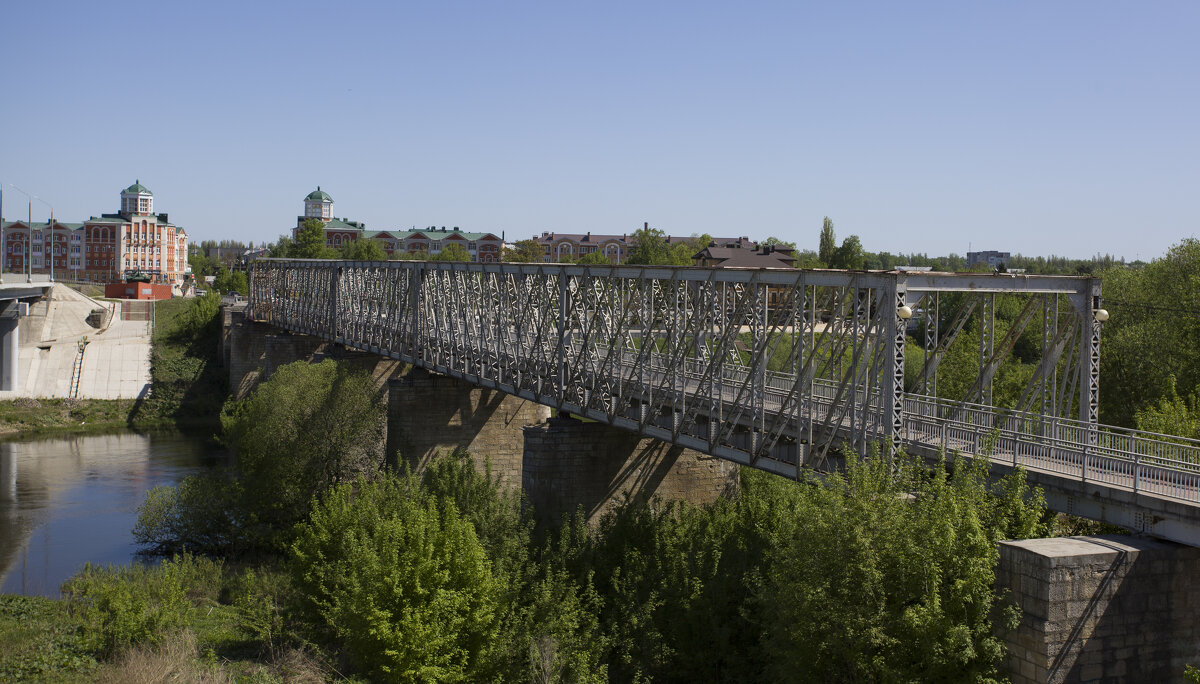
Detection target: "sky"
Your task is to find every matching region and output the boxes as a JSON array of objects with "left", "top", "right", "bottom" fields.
[{"left": 0, "top": 1, "right": 1196, "bottom": 261}]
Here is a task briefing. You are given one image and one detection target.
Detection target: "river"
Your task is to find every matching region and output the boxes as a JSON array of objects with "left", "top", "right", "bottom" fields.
[{"left": 0, "top": 430, "right": 225, "bottom": 597}]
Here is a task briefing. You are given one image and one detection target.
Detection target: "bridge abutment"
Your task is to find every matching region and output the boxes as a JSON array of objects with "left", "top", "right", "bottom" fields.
[
  {"left": 386, "top": 368, "right": 551, "bottom": 487},
  {"left": 521, "top": 415, "right": 739, "bottom": 527},
  {"left": 996, "top": 535, "right": 1200, "bottom": 683}
]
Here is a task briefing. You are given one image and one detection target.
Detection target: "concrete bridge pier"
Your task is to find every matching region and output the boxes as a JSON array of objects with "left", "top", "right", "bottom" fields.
[
  {"left": 521, "top": 415, "right": 739, "bottom": 528},
  {"left": 997, "top": 535, "right": 1200, "bottom": 683},
  {"left": 0, "top": 316, "right": 18, "bottom": 391},
  {"left": 386, "top": 368, "right": 551, "bottom": 487}
]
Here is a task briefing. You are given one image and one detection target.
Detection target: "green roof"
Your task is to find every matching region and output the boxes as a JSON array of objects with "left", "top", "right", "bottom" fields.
[
  {"left": 123, "top": 179, "right": 152, "bottom": 195},
  {"left": 306, "top": 186, "right": 332, "bottom": 202}
]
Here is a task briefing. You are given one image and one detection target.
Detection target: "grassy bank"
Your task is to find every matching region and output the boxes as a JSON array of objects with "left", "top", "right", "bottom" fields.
[
  {"left": 0, "top": 560, "right": 330, "bottom": 683},
  {"left": 0, "top": 294, "right": 228, "bottom": 439},
  {"left": 0, "top": 398, "right": 136, "bottom": 438}
]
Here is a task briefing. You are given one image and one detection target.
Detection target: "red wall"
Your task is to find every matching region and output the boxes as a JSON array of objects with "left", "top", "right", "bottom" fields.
[{"left": 105, "top": 282, "right": 173, "bottom": 300}]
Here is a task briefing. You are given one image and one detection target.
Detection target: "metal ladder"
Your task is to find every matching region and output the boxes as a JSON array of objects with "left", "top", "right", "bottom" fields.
[{"left": 69, "top": 340, "right": 87, "bottom": 398}]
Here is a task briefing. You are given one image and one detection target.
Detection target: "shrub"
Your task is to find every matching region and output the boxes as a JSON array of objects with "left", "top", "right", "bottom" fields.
[
  {"left": 291, "top": 473, "right": 502, "bottom": 680},
  {"left": 62, "top": 556, "right": 199, "bottom": 657}
]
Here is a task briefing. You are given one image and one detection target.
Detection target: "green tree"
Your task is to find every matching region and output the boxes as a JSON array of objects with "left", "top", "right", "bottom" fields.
[
  {"left": 1134, "top": 376, "right": 1200, "bottom": 439},
  {"left": 434, "top": 242, "right": 472, "bottom": 262},
  {"left": 1100, "top": 239, "right": 1200, "bottom": 427},
  {"left": 291, "top": 219, "right": 338, "bottom": 259},
  {"left": 830, "top": 235, "right": 867, "bottom": 270},
  {"left": 504, "top": 239, "right": 544, "bottom": 263},
  {"left": 575, "top": 250, "right": 614, "bottom": 265},
  {"left": 221, "top": 360, "right": 385, "bottom": 550},
  {"left": 762, "top": 236, "right": 796, "bottom": 250},
  {"left": 668, "top": 233, "right": 712, "bottom": 265},
  {"left": 625, "top": 226, "right": 673, "bottom": 265},
  {"left": 818, "top": 216, "right": 836, "bottom": 267},
  {"left": 268, "top": 235, "right": 293, "bottom": 258},
  {"left": 212, "top": 267, "right": 248, "bottom": 296},
  {"left": 340, "top": 237, "right": 387, "bottom": 261},
  {"left": 291, "top": 473, "right": 503, "bottom": 681},
  {"left": 187, "top": 252, "right": 218, "bottom": 277}
]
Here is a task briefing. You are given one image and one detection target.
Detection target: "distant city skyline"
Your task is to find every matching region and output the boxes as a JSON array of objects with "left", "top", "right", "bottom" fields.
[{"left": 1, "top": 1, "right": 1196, "bottom": 261}]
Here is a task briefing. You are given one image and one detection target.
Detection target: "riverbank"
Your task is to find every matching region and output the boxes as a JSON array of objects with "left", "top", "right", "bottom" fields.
[{"left": 0, "top": 294, "right": 226, "bottom": 440}]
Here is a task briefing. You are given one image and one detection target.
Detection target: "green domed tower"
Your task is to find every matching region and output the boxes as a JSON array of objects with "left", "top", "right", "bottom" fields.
[
  {"left": 121, "top": 180, "right": 153, "bottom": 215},
  {"left": 303, "top": 186, "right": 333, "bottom": 222}
]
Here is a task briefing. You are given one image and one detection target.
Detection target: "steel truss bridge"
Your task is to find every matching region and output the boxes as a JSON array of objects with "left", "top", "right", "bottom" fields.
[{"left": 248, "top": 260, "right": 1200, "bottom": 545}]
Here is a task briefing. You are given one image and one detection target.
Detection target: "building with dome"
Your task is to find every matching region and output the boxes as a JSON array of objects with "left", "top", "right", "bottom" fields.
[
  {"left": 292, "top": 187, "right": 503, "bottom": 263},
  {"left": 1, "top": 180, "right": 190, "bottom": 284}
]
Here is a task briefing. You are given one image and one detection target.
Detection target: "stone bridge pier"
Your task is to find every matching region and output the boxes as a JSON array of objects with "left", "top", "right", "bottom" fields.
[{"left": 223, "top": 304, "right": 736, "bottom": 519}]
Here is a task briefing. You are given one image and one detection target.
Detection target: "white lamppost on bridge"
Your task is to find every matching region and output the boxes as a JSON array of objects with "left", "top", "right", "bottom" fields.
[
  {"left": 0, "top": 182, "right": 5, "bottom": 284},
  {"left": 9, "top": 186, "right": 54, "bottom": 283}
]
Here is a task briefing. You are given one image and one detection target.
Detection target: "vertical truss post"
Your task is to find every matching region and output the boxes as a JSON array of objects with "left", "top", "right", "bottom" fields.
[
  {"left": 557, "top": 272, "right": 569, "bottom": 410},
  {"left": 1080, "top": 278, "right": 1102, "bottom": 428},
  {"left": 923, "top": 293, "right": 938, "bottom": 397},
  {"left": 885, "top": 276, "right": 907, "bottom": 457},
  {"left": 330, "top": 264, "right": 341, "bottom": 341},
  {"left": 980, "top": 292, "right": 995, "bottom": 407},
  {"left": 409, "top": 263, "right": 423, "bottom": 364},
  {"left": 1041, "top": 295, "right": 1052, "bottom": 423}
]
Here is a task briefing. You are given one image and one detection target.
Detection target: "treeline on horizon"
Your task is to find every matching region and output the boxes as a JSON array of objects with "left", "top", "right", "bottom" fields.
[{"left": 195, "top": 216, "right": 1133, "bottom": 275}]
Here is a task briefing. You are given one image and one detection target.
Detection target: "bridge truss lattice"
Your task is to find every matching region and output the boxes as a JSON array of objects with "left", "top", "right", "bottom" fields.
[{"left": 248, "top": 260, "right": 1200, "bottom": 543}]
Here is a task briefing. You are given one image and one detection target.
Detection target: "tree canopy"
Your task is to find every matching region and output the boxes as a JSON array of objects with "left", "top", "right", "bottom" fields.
[
  {"left": 291, "top": 219, "right": 339, "bottom": 259},
  {"left": 503, "top": 239, "right": 544, "bottom": 263},
  {"left": 340, "top": 237, "right": 387, "bottom": 261},
  {"left": 434, "top": 243, "right": 472, "bottom": 262},
  {"left": 818, "top": 216, "right": 836, "bottom": 267}
]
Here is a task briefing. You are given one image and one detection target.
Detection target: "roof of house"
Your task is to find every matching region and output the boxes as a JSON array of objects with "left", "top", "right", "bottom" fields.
[
  {"left": 1, "top": 220, "right": 84, "bottom": 230},
  {"left": 695, "top": 246, "right": 797, "bottom": 269},
  {"left": 358, "top": 228, "right": 502, "bottom": 242},
  {"left": 533, "top": 232, "right": 754, "bottom": 248}
]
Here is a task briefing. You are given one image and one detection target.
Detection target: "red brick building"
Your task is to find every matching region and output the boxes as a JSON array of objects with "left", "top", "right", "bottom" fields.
[{"left": 1, "top": 181, "right": 190, "bottom": 284}]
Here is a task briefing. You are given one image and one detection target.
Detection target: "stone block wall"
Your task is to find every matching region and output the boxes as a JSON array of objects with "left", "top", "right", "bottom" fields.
[
  {"left": 224, "top": 305, "right": 405, "bottom": 399},
  {"left": 996, "top": 535, "right": 1200, "bottom": 684},
  {"left": 227, "top": 307, "right": 324, "bottom": 399},
  {"left": 522, "top": 416, "right": 739, "bottom": 527},
  {"left": 386, "top": 368, "right": 551, "bottom": 487}
]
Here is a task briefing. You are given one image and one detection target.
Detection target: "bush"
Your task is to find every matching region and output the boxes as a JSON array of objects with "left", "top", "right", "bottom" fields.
[
  {"left": 757, "top": 452, "right": 1043, "bottom": 682},
  {"left": 421, "top": 449, "right": 607, "bottom": 682},
  {"left": 176, "top": 291, "right": 222, "bottom": 341},
  {"left": 291, "top": 473, "right": 503, "bottom": 681},
  {"left": 62, "top": 555, "right": 210, "bottom": 657}
]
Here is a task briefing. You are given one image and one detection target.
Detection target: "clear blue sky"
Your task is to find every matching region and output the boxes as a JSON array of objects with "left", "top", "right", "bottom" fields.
[{"left": 1, "top": 1, "right": 1196, "bottom": 260}]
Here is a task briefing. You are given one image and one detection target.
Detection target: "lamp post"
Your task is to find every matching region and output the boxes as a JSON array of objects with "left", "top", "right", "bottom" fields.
[{"left": 8, "top": 185, "right": 52, "bottom": 283}]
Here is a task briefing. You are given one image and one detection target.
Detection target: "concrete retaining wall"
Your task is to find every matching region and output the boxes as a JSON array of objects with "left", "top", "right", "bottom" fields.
[{"left": 996, "top": 535, "right": 1200, "bottom": 683}]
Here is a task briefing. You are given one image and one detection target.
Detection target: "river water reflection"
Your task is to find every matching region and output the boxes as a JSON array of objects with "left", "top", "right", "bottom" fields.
[{"left": 0, "top": 430, "right": 224, "bottom": 597}]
